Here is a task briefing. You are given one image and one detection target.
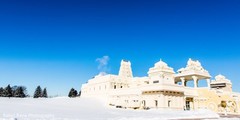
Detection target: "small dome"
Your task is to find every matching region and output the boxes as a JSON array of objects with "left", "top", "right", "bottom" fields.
[
  {"left": 154, "top": 59, "right": 168, "bottom": 68},
  {"left": 213, "top": 74, "right": 232, "bottom": 84},
  {"left": 215, "top": 74, "right": 226, "bottom": 80}
]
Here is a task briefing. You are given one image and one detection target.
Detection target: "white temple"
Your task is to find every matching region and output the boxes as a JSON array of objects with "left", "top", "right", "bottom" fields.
[{"left": 81, "top": 59, "right": 240, "bottom": 114}]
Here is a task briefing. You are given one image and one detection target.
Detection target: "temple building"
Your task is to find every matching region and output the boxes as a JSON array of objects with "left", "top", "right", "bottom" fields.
[{"left": 81, "top": 59, "right": 240, "bottom": 114}]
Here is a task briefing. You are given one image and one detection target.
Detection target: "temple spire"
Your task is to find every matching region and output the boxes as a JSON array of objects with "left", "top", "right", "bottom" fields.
[{"left": 118, "top": 60, "right": 133, "bottom": 78}]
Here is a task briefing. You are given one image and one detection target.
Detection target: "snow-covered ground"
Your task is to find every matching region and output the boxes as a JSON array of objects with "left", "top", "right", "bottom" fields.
[{"left": 0, "top": 97, "right": 237, "bottom": 120}]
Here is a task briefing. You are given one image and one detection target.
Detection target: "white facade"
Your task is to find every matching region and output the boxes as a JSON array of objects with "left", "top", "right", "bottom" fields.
[{"left": 81, "top": 59, "right": 240, "bottom": 114}]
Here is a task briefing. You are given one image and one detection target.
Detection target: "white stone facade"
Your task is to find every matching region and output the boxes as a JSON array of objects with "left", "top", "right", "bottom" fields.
[{"left": 81, "top": 59, "right": 240, "bottom": 114}]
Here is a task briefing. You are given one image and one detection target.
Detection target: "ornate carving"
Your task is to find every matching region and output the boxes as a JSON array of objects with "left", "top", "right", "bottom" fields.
[
  {"left": 119, "top": 60, "right": 133, "bottom": 78},
  {"left": 212, "top": 74, "right": 232, "bottom": 84},
  {"left": 177, "top": 58, "right": 209, "bottom": 74}
]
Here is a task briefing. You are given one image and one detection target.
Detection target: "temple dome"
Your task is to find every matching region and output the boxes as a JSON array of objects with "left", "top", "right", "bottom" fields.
[
  {"left": 148, "top": 59, "right": 175, "bottom": 75},
  {"left": 215, "top": 74, "right": 225, "bottom": 80},
  {"left": 154, "top": 59, "right": 168, "bottom": 68}
]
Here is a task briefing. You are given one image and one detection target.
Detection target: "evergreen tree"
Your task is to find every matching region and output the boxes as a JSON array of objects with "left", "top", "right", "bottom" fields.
[
  {"left": 15, "top": 86, "right": 26, "bottom": 98},
  {"left": 73, "top": 89, "right": 77, "bottom": 97},
  {"left": 42, "top": 88, "right": 48, "bottom": 98},
  {"left": 68, "top": 88, "right": 74, "bottom": 97},
  {"left": 5, "top": 84, "right": 13, "bottom": 97},
  {"left": 34, "top": 86, "right": 42, "bottom": 98},
  {"left": 12, "top": 85, "right": 18, "bottom": 97},
  {"left": 20, "top": 86, "right": 28, "bottom": 97},
  {"left": 0, "top": 87, "right": 4, "bottom": 97},
  {"left": 68, "top": 88, "right": 78, "bottom": 98}
]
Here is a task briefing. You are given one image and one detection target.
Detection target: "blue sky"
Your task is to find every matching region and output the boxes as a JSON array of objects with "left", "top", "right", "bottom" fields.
[{"left": 0, "top": 0, "right": 239, "bottom": 96}]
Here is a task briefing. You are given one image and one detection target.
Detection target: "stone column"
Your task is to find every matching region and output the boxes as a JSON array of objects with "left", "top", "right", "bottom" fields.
[
  {"left": 192, "top": 76, "right": 198, "bottom": 88},
  {"left": 206, "top": 79, "right": 210, "bottom": 89},
  {"left": 180, "top": 77, "right": 185, "bottom": 87}
]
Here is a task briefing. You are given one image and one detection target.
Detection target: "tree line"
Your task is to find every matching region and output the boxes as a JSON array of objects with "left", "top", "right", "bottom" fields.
[
  {"left": 0, "top": 84, "right": 27, "bottom": 98},
  {"left": 0, "top": 84, "right": 48, "bottom": 98},
  {"left": 0, "top": 84, "right": 81, "bottom": 98}
]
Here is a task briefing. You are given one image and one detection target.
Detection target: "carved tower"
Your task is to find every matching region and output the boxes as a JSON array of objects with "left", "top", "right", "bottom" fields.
[{"left": 118, "top": 60, "right": 133, "bottom": 78}]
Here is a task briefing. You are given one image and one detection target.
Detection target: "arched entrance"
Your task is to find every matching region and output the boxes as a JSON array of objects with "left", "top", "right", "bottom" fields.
[{"left": 185, "top": 97, "right": 193, "bottom": 110}]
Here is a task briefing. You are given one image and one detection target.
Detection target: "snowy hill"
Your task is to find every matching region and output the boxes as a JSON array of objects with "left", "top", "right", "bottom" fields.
[{"left": 0, "top": 97, "right": 225, "bottom": 120}]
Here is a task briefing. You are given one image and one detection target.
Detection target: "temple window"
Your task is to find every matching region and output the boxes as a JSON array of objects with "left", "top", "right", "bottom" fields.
[
  {"left": 153, "top": 80, "right": 159, "bottom": 83},
  {"left": 168, "top": 100, "right": 171, "bottom": 107},
  {"left": 155, "top": 100, "right": 158, "bottom": 107}
]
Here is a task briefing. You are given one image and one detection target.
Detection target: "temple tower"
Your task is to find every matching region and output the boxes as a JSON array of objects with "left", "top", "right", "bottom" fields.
[{"left": 118, "top": 60, "right": 133, "bottom": 78}]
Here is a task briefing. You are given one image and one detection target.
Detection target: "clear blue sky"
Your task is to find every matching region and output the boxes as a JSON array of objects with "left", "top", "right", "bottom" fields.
[{"left": 0, "top": 0, "right": 239, "bottom": 96}]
